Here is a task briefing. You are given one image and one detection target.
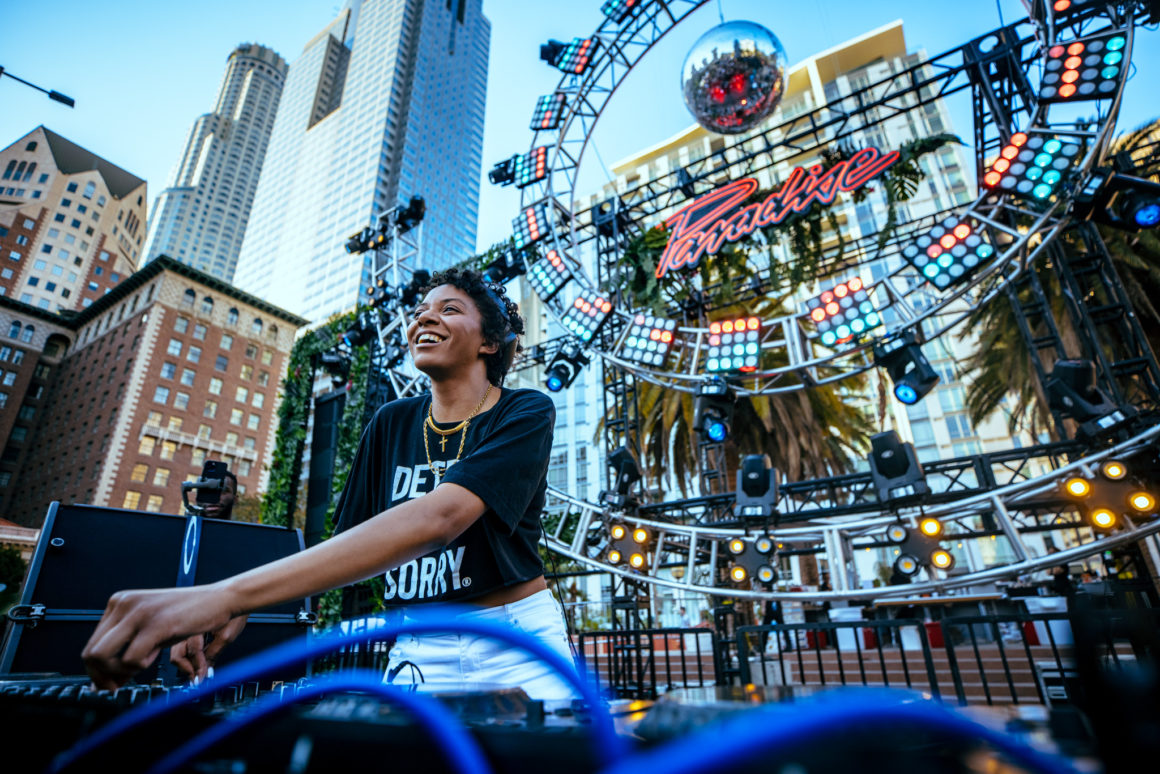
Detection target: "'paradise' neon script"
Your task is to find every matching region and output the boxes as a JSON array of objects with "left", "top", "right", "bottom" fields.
[{"left": 654, "top": 146, "right": 901, "bottom": 278}]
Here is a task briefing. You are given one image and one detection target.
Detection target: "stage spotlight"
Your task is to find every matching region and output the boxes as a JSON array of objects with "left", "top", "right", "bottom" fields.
[
  {"left": 601, "top": 0, "right": 642, "bottom": 23},
  {"left": 1045, "top": 358, "right": 1136, "bottom": 439},
  {"left": 528, "top": 249, "right": 573, "bottom": 301},
  {"left": 541, "top": 36, "right": 600, "bottom": 74},
  {"left": 341, "top": 313, "right": 376, "bottom": 348},
  {"left": 1090, "top": 507, "right": 1118, "bottom": 530},
  {"left": 868, "top": 430, "right": 931, "bottom": 504},
  {"left": 530, "top": 93, "right": 567, "bottom": 131},
  {"left": 1128, "top": 491, "right": 1156, "bottom": 513},
  {"left": 1101, "top": 460, "right": 1127, "bottom": 480},
  {"left": 562, "top": 290, "right": 614, "bottom": 343},
  {"left": 629, "top": 553, "right": 647, "bottom": 569},
  {"left": 728, "top": 538, "right": 746, "bottom": 555},
  {"left": 730, "top": 565, "right": 749, "bottom": 583},
  {"left": 611, "top": 524, "right": 627, "bottom": 540},
  {"left": 593, "top": 197, "right": 631, "bottom": 238},
  {"left": 608, "top": 549, "right": 622, "bottom": 564},
  {"left": 315, "top": 351, "right": 351, "bottom": 387},
  {"left": 886, "top": 523, "right": 909, "bottom": 544},
  {"left": 919, "top": 517, "right": 943, "bottom": 538},
  {"left": 488, "top": 156, "right": 516, "bottom": 186},
  {"left": 894, "top": 554, "right": 921, "bottom": 577},
  {"left": 345, "top": 227, "right": 375, "bottom": 254},
  {"left": 677, "top": 167, "right": 699, "bottom": 199},
  {"left": 622, "top": 313, "right": 678, "bottom": 367},
  {"left": 805, "top": 276, "right": 881, "bottom": 346},
  {"left": 606, "top": 517, "right": 652, "bottom": 569},
  {"left": 544, "top": 343, "right": 589, "bottom": 392},
  {"left": 512, "top": 201, "right": 552, "bottom": 249},
  {"left": 633, "top": 527, "right": 650, "bottom": 544},
  {"left": 982, "top": 131, "right": 1081, "bottom": 202},
  {"left": 756, "top": 566, "right": 776, "bottom": 584},
  {"left": 755, "top": 535, "right": 775, "bottom": 554},
  {"left": 481, "top": 249, "right": 526, "bottom": 284},
  {"left": 1076, "top": 169, "right": 1160, "bottom": 232},
  {"left": 395, "top": 196, "right": 426, "bottom": 235},
  {"left": 735, "top": 453, "right": 778, "bottom": 519},
  {"left": 901, "top": 216, "right": 996, "bottom": 290},
  {"left": 1040, "top": 30, "right": 1127, "bottom": 103},
  {"left": 706, "top": 316, "right": 761, "bottom": 373},
  {"left": 399, "top": 269, "right": 431, "bottom": 307},
  {"left": 694, "top": 378, "right": 735, "bottom": 444},
  {"left": 930, "top": 549, "right": 956, "bottom": 571},
  {"left": 1064, "top": 476, "right": 1093, "bottom": 498},
  {"left": 874, "top": 330, "right": 939, "bottom": 405},
  {"left": 608, "top": 445, "right": 642, "bottom": 497}
]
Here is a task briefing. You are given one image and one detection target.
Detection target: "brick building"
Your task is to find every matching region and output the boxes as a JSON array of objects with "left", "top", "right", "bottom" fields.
[
  {"left": 1, "top": 255, "right": 305, "bottom": 526},
  {"left": 0, "top": 126, "right": 145, "bottom": 311}
]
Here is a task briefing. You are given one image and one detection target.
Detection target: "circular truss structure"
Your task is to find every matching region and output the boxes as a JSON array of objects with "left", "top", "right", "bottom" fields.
[
  {"left": 354, "top": 1, "right": 1160, "bottom": 601},
  {"left": 483, "top": 0, "right": 1160, "bottom": 599}
]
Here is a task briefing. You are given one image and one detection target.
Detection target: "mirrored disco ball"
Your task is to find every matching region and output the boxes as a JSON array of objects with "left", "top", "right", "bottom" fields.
[{"left": 681, "top": 20, "right": 786, "bottom": 135}]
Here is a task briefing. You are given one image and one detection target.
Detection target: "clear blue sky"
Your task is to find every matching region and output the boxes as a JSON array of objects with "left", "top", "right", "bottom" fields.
[{"left": 3, "top": 1, "right": 1157, "bottom": 254}]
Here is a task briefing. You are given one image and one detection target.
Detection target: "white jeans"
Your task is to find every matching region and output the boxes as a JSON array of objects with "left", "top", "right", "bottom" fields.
[{"left": 385, "top": 589, "right": 579, "bottom": 706}]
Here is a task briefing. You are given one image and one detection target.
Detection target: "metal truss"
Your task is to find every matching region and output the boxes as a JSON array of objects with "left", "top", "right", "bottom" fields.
[
  {"left": 364, "top": 220, "right": 429, "bottom": 401},
  {"left": 540, "top": 422, "right": 1160, "bottom": 600}
]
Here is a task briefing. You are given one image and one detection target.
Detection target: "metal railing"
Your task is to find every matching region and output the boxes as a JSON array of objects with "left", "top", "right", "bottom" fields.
[{"left": 576, "top": 628, "right": 716, "bottom": 699}]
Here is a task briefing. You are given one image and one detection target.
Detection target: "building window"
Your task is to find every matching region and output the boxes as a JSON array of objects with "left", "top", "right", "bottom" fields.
[
  {"left": 160, "top": 441, "right": 176, "bottom": 460},
  {"left": 244, "top": 343, "right": 258, "bottom": 359},
  {"left": 153, "top": 386, "right": 170, "bottom": 404},
  {"left": 252, "top": 392, "right": 264, "bottom": 409},
  {"left": 247, "top": 414, "right": 260, "bottom": 430},
  {"left": 153, "top": 467, "right": 170, "bottom": 487},
  {"left": 174, "top": 392, "right": 190, "bottom": 410},
  {"left": 261, "top": 349, "right": 274, "bottom": 365},
  {"left": 201, "top": 296, "right": 214, "bottom": 314},
  {"left": 243, "top": 437, "right": 257, "bottom": 450},
  {"left": 235, "top": 386, "right": 248, "bottom": 403},
  {"left": 209, "top": 377, "right": 223, "bottom": 395},
  {"left": 167, "top": 338, "right": 182, "bottom": 356},
  {"left": 251, "top": 318, "right": 263, "bottom": 335},
  {"left": 237, "top": 460, "right": 252, "bottom": 477},
  {"left": 227, "top": 307, "right": 239, "bottom": 326},
  {"left": 240, "top": 364, "right": 253, "bottom": 380},
  {"left": 193, "top": 324, "right": 207, "bottom": 341},
  {"left": 160, "top": 362, "right": 176, "bottom": 379},
  {"left": 204, "top": 400, "right": 218, "bottom": 418},
  {"left": 197, "top": 424, "right": 212, "bottom": 439},
  {"left": 167, "top": 416, "right": 183, "bottom": 432},
  {"left": 7, "top": 322, "right": 21, "bottom": 339},
  {"left": 20, "top": 325, "right": 33, "bottom": 344},
  {"left": 221, "top": 333, "right": 233, "bottom": 350},
  {"left": 191, "top": 448, "right": 206, "bottom": 466},
  {"left": 230, "top": 408, "right": 243, "bottom": 426},
  {"left": 181, "top": 368, "right": 195, "bottom": 386},
  {"left": 215, "top": 355, "right": 228, "bottom": 372},
  {"left": 130, "top": 463, "right": 149, "bottom": 483},
  {"left": 225, "top": 431, "right": 239, "bottom": 446},
  {"left": 145, "top": 495, "right": 164, "bottom": 513},
  {"left": 174, "top": 317, "right": 189, "bottom": 334},
  {"left": 147, "top": 410, "right": 162, "bottom": 426},
  {"left": 122, "top": 491, "right": 142, "bottom": 509}
]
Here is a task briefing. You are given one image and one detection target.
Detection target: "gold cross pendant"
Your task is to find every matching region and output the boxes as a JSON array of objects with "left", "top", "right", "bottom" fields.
[{"left": 439, "top": 435, "right": 448, "bottom": 452}]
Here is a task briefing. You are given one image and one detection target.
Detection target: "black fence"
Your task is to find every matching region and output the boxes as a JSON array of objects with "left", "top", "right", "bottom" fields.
[{"left": 574, "top": 608, "right": 1159, "bottom": 706}]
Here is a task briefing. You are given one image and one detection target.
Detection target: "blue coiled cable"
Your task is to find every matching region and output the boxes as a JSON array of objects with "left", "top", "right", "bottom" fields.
[
  {"left": 146, "top": 670, "right": 491, "bottom": 774},
  {"left": 51, "top": 607, "right": 626, "bottom": 771}
]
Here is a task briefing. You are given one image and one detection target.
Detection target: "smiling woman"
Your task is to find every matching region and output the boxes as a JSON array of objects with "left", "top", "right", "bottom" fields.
[{"left": 83, "top": 269, "right": 578, "bottom": 706}]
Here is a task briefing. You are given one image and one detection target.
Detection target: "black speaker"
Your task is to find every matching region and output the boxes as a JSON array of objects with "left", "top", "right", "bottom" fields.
[
  {"left": 306, "top": 388, "right": 346, "bottom": 548},
  {"left": 1, "top": 503, "right": 312, "bottom": 683}
]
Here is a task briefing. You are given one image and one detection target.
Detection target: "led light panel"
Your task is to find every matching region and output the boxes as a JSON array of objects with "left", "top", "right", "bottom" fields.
[
  {"left": 622, "top": 314, "right": 677, "bottom": 367},
  {"left": 513, "top": 146, "right": 549, "bottom": 188},
  {"left": 982, "top": 131, "right": 1081, "bottom": 202},
  {"left": 512, "top": 202, "right": 551, "bottom": 249},
  {"left": 601, "top": 0, "right": 642, "bottom": 23},
  {"left": 805, "top": 277, "right": 881, "bottom": 346},
  {"left": 552, "top": 37, "right": 599, "bottom": 74},
  {"left": 530, "top": 93, "right": 566, "bottom": 131},
  {"left": 902, "top": 217, "right": 996, "bottom": 289},
  {"left": 562, "top": 291, "right": 613, "bottom": 343},
  {"left": 706, "top": 317, "right": 761, "bottom": 373},
  {"left": 527, "top": 249, "right": 572, "bottom": 301},
  {"left": 1040, "top": 30, "right": 1127, "bottom": 103}
]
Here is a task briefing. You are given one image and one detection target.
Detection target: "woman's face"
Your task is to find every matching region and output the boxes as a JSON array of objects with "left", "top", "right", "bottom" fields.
[{"left": 407, "top": 284, "right": 495, "bottom": 379}]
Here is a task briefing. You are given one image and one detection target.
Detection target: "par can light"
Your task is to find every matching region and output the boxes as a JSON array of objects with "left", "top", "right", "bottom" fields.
[
  {"left": 611, "top": 524, "right": 627, "bottom": 540},
  {"left": 930, "top": 549, "right": 955, "bottom": 570},
  {"left": 1100, "top": 460, "right": 1127, "bottom": 480},
  {"left": 756, "top": 565, "right": 776, "bottom": 584},
  {"left": 607, "top": 549, "right": 622, "bottom": 564},
  {"left": 886, "top": 524, "right": 909, "bottom": 544},
  {"left": 633, "top": 527, "right": 650, "bottom": 544},
  {"left": 1090, "top": 508, "right": 1117, "bottom": 530},
  {"left": 919, "top": 517, "right": 943, "bottom": 537},
  {"left": 1063, "top": 476, "right": 1092, "bottom": 498},
  {"left": 729, "top": 538, "right": 746, "bottom": 555},
  {"left": 1128, "top": 491, "right": 1156, "bottom": 513},
  {"left": 755, "top": 535, "right": 775, "bottom": 554},
  {"left": 629, "top": 552, "right": 646, "bottom": 569},
  {"left": 730, "top": 565, "right": 749, "bottom": 583}
]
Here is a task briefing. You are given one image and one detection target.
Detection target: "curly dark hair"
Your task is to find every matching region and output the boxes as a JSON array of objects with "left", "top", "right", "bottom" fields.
[{"left": 419, "top": 268, "right": 525, "bottom": 386}]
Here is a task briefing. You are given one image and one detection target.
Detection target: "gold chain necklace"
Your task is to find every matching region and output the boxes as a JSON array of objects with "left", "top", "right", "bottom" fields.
[{"left": 424, "top": 384, "right": 492, "bottom": 478}]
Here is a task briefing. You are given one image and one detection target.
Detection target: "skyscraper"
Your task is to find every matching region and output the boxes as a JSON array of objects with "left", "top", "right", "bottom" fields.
[
  {"left": 233, "top": 0, "right": 490, "bottom": 321},
  {"left": 143, "top": 44, "right": 288, "bottom": 281}
]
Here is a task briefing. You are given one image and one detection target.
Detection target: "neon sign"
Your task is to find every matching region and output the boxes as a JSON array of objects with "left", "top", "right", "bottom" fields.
[{"left": 654, "top": 146, "right": 901, "bottom": 278}]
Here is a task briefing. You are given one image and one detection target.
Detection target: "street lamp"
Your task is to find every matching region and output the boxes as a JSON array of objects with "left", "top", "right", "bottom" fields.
[{"left": 0, "top": 66, "right": 75, "bottom": 107}]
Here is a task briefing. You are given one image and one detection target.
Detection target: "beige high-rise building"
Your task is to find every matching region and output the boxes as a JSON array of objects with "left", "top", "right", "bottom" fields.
[{"left": 0, "top": 127, "right": 146, "bottom": 312}]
